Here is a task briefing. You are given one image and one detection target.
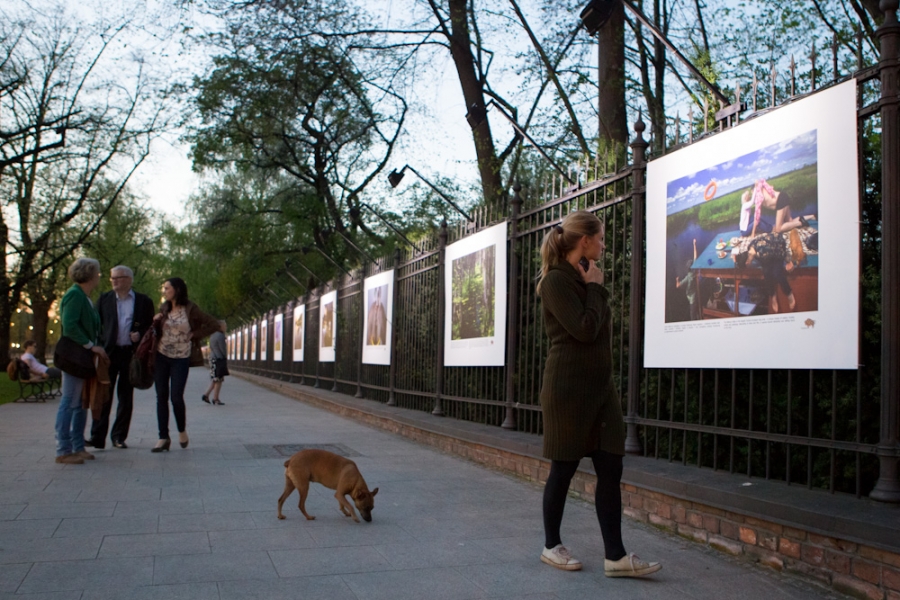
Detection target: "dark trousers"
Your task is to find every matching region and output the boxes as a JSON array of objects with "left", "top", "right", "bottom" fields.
[
  {"left": 90, "top": 345, "right": 134, "bottom": 446},
  {"left": 154, "top": 352, "right": 190, "bottom": 440},
  {"left": 542, "top": 449, "right": 626, "bottom": 561}
]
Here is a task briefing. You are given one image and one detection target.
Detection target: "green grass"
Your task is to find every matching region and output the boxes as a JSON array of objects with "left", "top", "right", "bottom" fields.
[
  {"left": 667, "top": 163, "right": 819, "bottom": 234},
  {"left": 1, "top": 377, "right": 21, "bottom": 405}
]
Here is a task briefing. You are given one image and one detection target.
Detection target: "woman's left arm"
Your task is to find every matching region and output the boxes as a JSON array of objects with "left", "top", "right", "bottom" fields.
[{"left": 191, "top": 306, "right": 221, "bottom": 340}]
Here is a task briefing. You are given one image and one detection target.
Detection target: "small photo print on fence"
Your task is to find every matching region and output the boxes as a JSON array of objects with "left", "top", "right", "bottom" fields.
[
  {"left": 260, "top": 319, "right": 268, "bottom": 361},
  {"left": 273, "top": 313, "right": 283, "bottom": 361},
  {"left": 251, "top": 323, "right": 258, "bottom": 361},
  {"left": 293, "top": 304, "right": 305, "bottom": 362},
  {"left": 444, "top": 221, "right": 507, "bottom": 366},
  {"left": 362, "top": 270, "right": 393, "bottom": 365},
  {"left": 242, "top": 327, "right": 248, "bottom": 360},
  {"left": 645, "top": 79, "right": 859, "bottom": 370},
  {"left": 319, "top": 290, "right": 337, "bottom": 363}
]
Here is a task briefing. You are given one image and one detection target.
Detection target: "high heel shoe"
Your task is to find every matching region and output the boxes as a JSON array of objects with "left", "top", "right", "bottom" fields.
[
  {"left": 179, "top": 432, "right": 189, "bottom": 448},
  {"left": 151, "top": 438, "right": 171, "bottom": 453}
]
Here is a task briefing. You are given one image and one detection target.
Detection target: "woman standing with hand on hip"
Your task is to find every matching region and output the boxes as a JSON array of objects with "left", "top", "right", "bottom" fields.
[
  {"left": 55, "top": 258, "right": 108, "bottom": 464},
  {"left": 537, "top": 210, "right": 661, "bottom": 578},
  {"left": 151, "top": 277, "right": 220, "bottom": 452}
]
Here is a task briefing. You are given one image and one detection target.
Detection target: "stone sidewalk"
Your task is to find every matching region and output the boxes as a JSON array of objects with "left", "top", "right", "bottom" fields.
[{"left": 0, "top": 369, "right": 848, "bottom": 599}]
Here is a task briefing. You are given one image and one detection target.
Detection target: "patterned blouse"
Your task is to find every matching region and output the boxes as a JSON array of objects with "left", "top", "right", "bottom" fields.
[{"left": 158, "top": 307, "right": 192, "bottom": 359}]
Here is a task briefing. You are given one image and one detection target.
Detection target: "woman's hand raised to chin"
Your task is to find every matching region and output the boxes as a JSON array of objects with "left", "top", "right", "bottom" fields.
[{"left": 579, "top": 260, "right": 605, "bottom": 286}]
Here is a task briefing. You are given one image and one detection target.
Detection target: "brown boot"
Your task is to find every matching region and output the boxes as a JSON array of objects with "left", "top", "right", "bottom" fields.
[
  {"left": 75, "top": 450, "right": 95, "bottom": 460},
  {"left": 55, "top": 454, "right": 85, "bottom": 465}
]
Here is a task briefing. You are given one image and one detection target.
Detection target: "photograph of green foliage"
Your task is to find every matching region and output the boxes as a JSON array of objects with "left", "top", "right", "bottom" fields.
[{"left": 451, "top": 245, "right": 496, "bottom": 341}]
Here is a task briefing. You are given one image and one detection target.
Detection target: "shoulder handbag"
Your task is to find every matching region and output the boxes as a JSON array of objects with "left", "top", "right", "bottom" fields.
[
  {"left": 129, "top": 327, "right": 157, "bottom": 390},
  {"left": 54, "top": 336, "right": 96, "bottom": 379}
]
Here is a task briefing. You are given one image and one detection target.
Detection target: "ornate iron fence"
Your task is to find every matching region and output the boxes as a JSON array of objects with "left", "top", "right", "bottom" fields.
[{"left": 232, "top": 10, "right": 900, "bottom": 502}]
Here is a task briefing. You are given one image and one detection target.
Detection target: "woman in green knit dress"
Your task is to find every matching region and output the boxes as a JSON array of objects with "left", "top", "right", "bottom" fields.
[{"left": 537, "top": 210, "right": 661, "bottom": 577}]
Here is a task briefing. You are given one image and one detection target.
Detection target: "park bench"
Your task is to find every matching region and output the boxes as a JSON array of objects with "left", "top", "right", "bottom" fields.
[{"left": 6, "top": 359, "right": 60, "bottom": 402}]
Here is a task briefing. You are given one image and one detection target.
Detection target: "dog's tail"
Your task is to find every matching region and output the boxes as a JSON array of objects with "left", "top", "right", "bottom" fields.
[{"left": 283, "top": 459, "right": 290, "bottom": 468}]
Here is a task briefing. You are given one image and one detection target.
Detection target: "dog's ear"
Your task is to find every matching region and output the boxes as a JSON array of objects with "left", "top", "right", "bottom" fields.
[{"left": 370, "top": 487, "right": 378, "bottom": 497}]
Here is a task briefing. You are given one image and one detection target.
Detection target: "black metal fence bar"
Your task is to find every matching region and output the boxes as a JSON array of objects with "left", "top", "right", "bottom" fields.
[{"left": 229, "top": 21, "right": 899, "bottom": 500}]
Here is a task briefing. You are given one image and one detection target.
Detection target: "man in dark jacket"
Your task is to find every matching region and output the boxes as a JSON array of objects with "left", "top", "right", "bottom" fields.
[{"left": 86, "top": 265, "right": 155, "bottom": 449}]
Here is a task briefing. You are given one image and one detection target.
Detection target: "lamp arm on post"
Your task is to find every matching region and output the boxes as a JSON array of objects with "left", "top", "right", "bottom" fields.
[
  {"left": 402, "top": 165, "right": 474, "bottom": 222},
  {"left": 333, "top": 229, "right": 377, "bottom": 264},
  {"left": 481, "top": 101, "right": 576, "bottom": 186},
  {"left": 358, "top": 203, "right": 421, "bottom": 253},
  {"left": 304, "top": 245, "right": 354, "bottom": 280},
  {"left": 284, "top": 258, "right": 320, "bottom": 285}
]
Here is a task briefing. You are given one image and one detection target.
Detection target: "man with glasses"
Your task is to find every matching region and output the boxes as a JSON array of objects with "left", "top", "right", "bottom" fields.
[{"left": 86, "top": 265, "right": 154, "bottom": 449}]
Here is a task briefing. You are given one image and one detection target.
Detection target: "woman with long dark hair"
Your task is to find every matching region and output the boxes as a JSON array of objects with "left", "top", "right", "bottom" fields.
[
  {"left": 151, "top": 277, "right": 220, "bottom": 452},
  {"left": 536, "top": 210, "right": 661, "bottom": 577}
]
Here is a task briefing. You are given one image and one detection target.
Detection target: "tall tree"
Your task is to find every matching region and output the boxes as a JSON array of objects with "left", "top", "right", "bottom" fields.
[{"left": 0, "top": 6, "right": 169, "bottom": 365}]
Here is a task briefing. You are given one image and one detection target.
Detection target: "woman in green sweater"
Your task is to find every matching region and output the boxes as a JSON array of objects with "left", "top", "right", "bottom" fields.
[
  {"left": 537, "top": 210, "right": 660, "bottom": 578},
  {"left": 55, "top": 258, "right": 108, "bottom": 464}
]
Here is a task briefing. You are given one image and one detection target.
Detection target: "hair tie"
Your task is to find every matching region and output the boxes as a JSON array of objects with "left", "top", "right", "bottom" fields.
[{"left": 554, "top": 224, "right": 564, "bottom": 235}]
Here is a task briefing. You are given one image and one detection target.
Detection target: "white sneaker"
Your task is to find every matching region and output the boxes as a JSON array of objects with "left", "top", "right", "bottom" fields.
[
  {"left": 604, "top": 553, "right": 661, "bottom": 577},
  {"left": 540, "top": 544, "right": 582, "bottom": 571}
]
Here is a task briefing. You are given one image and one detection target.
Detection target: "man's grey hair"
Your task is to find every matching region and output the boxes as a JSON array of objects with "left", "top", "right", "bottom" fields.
[
  {"left": 111, "top": 265, "right": 134, "bottom": 278},
  {"left": 68, "top": 258, "right": 101, "bottom": 283}
]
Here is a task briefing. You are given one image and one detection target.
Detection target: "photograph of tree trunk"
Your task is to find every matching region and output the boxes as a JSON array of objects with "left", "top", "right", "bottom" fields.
[{"left": 451, "top": 246, "right": 496, "bottom": 341}]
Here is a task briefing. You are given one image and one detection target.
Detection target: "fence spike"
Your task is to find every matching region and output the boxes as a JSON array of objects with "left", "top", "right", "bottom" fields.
[
  {"left": 856, "top": 29, "right": 863, "bottom": 70},
  {"left": 688, "top": 104, "right": 694, "bottom": 143},
  {"left": 703, "top": 97, "right": 708, "bottom": 133},
  {"left": 770, "top": 62, "right": 776, "bottom": 107},
  {"left": 810, "top": 42, "right": 818, "bottom": 91},
  {"left": 790, "top": 54, "right": 796, "bottom": 96},
  {"left": 752, "top": 72, "right": 758, "bottom": 112},
  {"left": 675, "top": 112, "right": 680, "bottom": 146},
  {"left": 736, "top": 82, "right": 742, "bottom": 124},
  {"left": 832, "top": 32, "right": 839, "bottom": 81}
]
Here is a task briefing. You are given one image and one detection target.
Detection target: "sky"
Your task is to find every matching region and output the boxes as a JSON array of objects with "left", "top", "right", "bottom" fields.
[{"left": 665, "top": 129, "right": 818, "bottom": 216}]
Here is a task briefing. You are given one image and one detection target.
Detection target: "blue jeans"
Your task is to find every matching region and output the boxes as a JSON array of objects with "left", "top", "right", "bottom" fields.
[
  {"left": 154, "top": 352, "right": 190, "bottom": 439},
  {"left": 55, "top": 372, "right": 86, "bottom": 456}
]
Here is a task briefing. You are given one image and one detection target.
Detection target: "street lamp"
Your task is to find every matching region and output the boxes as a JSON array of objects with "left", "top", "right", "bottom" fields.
[
  {"left": 387, "top": 164, "right": 474, "bottom": 223},
  {"left": 350, "top": 203, "right": 422, "bottom": 254},
  {"left": 579, "top": 0, "right": 742, "bottom": 123},
  {"left": 466, "top": 100, "right": 577, "bottom": 187}
]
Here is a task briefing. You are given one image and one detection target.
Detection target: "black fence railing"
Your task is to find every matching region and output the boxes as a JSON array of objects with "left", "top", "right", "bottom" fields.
[{"left": 231, "top": 13, "right": 900, "bottom": 502}]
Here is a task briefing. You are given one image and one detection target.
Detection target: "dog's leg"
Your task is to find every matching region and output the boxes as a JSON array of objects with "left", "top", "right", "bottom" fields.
[
  {"left": 276, "top": 475, "right": 296, "bottom": 520},
  {"left": 297, "top": 479, "right": 315, "bottom": 520},
  {"left": 335, "top": 491, "right": 359, "bottom": 522}
]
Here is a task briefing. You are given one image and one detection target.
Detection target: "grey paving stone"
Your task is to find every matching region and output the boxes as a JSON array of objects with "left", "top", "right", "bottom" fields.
[
  {"left": 208, "top": 527, "right": 315, "bottom": 552},
  {"left": 0, "top": 591, "right": 83, "bottom": 600},
  {"left": 304, "top": 522, "right": 416, "bottom": 548},
  {"left": 113, "top": 498, "right": 205, "bottom": 517},
  {"left": 158, "top": 511, "right": 256, "bottom": 533},
  {"left": 0, "top": 562, "right": 30, "bottom": 592},
  {"left": 82, "top": 582, "right": 220, "bottom": 600},
  {"left": 218, "top": 575, "right": 360, "bottom": 600},
  {"left": 98, "top": 532, "right": 210, "bottom": 558},
  {"left": 0, "top": 505, "right": 25, "bottom": 521},
  {"left": 151, "top": 550, "right": 278, "bottom": 585},
  {"left": 0, "top": 519, "right": 60, "bottom": 541},
  {"left": 0, "top": 534, "right": 102, "bottom": 564},
  {"left": 373, "top": 539, "right": 497, "bottom": 569},
  {"left": 52, "top": 515, "right": 158, "bottom": 538},
  {"left": 341, "top": 566, "right": 487, "bottom": 600},
  {"left": 15, "top": 502, "right": 115, "bottom": 521},
  {"left": 268, "top": 546, "right": 391, "bottom": 578},
  {"left": 17, "top": 556, "right": 154, "bottom": 593},
  {"left": 456, "top": 562, "right": 596, "bottom": 597},
  {"left": 75, "top": 487, "right": 162, "bottom": 503}
]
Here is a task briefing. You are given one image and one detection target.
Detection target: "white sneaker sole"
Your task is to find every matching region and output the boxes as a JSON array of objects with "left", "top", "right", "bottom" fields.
[
  {"left": 605, "top": 563, "right": 662, "bottom": 577},
  {"left": 540, "top": 554, "right": 582, "bottom": 571}
]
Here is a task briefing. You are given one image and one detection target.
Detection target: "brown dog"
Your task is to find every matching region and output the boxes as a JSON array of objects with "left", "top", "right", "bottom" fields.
[{"left": 277, "top": 449, "right": 378, "bottom": 523}]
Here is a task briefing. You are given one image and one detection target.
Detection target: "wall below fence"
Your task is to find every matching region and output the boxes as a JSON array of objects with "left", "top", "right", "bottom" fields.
[{"left": 233, "top": 368, "right": 900, "bottom": 600}]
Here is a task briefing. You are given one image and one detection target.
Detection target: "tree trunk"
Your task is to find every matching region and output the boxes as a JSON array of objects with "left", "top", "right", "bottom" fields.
[
  {"left": 30, "top": 293, "right": 54, "bottom": 364},
  {"left": 597, "top": 1, "right": 628, "bottom": 154},
  {"left": 446, "top": 0, "right": 504, "bottom": 206}
]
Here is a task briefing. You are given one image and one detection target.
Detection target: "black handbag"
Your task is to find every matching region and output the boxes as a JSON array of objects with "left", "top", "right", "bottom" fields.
[
  {"left": 129, "top": 328, "right": 157, "bottom": 390},
  {"left": 54, "top": 336, "right": 96, "bottom": 379}
]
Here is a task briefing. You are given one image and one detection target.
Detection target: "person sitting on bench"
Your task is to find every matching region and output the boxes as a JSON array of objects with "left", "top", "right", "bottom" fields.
[{"left": 20, "top": 340, "right": 61, "bottom": 380}]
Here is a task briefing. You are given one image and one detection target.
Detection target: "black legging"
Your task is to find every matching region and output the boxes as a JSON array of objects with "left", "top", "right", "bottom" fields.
[{"left": 543, "top": 449, "right": 626, "bottom": 561}]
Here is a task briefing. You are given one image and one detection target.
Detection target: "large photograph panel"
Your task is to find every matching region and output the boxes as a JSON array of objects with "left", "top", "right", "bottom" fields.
[
  {"left": 260, "top": 319, "right": 268, "bottom": 361},
  {"left": 293, "top": 304, "right": 305, "bottom": 362},
  {"left": 444, "top": 222, "right": 507, "bottom": 366},
  {"left": 645, "top": 80, "right": 859, "bottom": 369},
  {"left": 362, "top": 270, "right": 394, "bottom": 365},
  {"left": 319, "top": 291, "right": 337, "bottom": 363},
  {"left": 273, "top": 313, "right": 283, "bottom": 362}
]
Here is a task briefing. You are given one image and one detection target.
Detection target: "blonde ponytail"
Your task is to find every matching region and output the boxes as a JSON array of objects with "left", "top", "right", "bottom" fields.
[{"left": 536, "top": 210, "right": 602, "bottom": 294}]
